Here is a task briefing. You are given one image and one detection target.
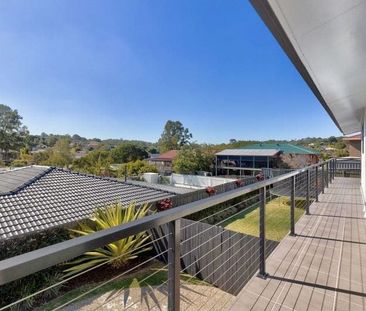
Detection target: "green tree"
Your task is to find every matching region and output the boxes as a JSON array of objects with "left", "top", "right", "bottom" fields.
[
  {"left": 336, "top": 149, "right": 349, "bottom": 158},
  {"left": 328, "top": 136, "right": 338, "bottom": 143},
  {"left": 0, "top": 104, "right": 28, "bottom": 162},
  {"left": 157, "top": 120, "right": 192, "bottom": 152},
  {"left": 72, "top": 149, "right": 113, "bottom": 176},
  {"left": 117, "top": 160, "right": 158, "bottom": 178},
  {"left": 110, "top": 143, "right": 148, "bottom": 163},
  {"left": 32, "top": 150, "right": 51, "bottom": 165},
  {"left": 11, "top": 147, "right": 33, "bottom": 167},
  {"left": 46, "top": 138, "right": 72, "bottom": 168},
  {"left": 173, "top": 145, "right": 214, "bottom": 174},
  {"left": 335, "top": 141, "right": 346, "bottom": 149}
]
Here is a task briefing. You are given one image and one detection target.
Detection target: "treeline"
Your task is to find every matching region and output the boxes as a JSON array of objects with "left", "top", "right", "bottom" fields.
[
  {"left": 1, "top": 104, "right": 349, "bottom": 176},
  {"left": 13, "top": 139, "right": 158, "bottom": 177},
  {"left": 1, "top": 104, "right": 216, "bottom": 176}
]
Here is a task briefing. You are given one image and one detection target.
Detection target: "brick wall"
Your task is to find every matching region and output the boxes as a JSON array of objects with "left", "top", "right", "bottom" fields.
[
  {"left": 346, "top": 141, "right": 361, "bottom": 157},
  {"left": 278, "top": 153, "right": 319, "bottom": 169}
]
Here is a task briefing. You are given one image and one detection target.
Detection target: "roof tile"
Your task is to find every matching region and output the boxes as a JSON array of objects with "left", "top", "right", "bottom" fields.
[{"left": 0, "top": 167, "right": 176, "bottom": 240}]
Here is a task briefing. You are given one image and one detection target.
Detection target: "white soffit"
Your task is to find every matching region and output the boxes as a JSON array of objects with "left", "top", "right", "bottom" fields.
[
  {"left": 215, "top": 149, "right": 280, "bottom": 157},
  {"left": 268, "top": 0, "right": 366, "bottom": 134}
]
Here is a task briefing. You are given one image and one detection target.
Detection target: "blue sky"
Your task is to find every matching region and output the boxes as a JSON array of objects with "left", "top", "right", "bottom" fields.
[{"left": 0, "top": 0, "right": 341, "bottom": 143}]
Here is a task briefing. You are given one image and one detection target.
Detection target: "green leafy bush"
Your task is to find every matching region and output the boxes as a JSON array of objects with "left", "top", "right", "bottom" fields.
[{"left": 117, "top": 160, "right": 158, "bottom": 178}]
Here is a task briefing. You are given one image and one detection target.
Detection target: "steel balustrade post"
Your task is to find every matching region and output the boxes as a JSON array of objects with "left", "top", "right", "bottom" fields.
[
  {"left": 333, "top": 159, "right": 337, "bottom": 179},
  {"left": 326, "top": 162, "right": 329, "bottom": 187},
  {"left": 257, "top": 186, "right": 267, "bottom": 279},
  {"left": 321, "top": 164, "right": 325, "bottom": 194},
  {"left": 290, "top": 176, "right": 296, "bottom": 236},
  {"left": 168, "top": 219, "right": 181, "bottom": 311},
  {"left": 332, "top": 159, "right": 335, "bottom": 181},
  {"left": 329, "top": 161, "right": 332, "bottom": 184},
  {"left": 315, "top": 166, "right": 319, "bottom": 202},
  {"left": 329, "top": 160, "right": 332, "bottom": 182},
  {"left": 306, "top": 170, "right": 310, "bottom": 215}
]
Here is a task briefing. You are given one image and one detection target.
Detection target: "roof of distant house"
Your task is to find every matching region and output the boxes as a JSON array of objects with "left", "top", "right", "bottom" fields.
[
  {"left": 216, "top": 149, "right": 280, "bottom": 157},
  {"left": 241, "top": 143, "right": 320, "bottom": 155},
  {"left": 74, "top": 150, "right": 88, "bottom": 159},
  {"left": 343, "top": 133, "right": 361, "bottom": 141},
  {"left": 149, "top": 150, "right": 178, "bottom": 161},
  {"left": 0, "top": 166, "right": 177, "bottom": 240}
]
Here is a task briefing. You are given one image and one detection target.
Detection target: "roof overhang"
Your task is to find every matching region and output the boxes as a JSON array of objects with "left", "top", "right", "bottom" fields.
[
  {"left": 216, "top": 149, "right": 280, "bottom": 157},
  {"left": 250, "top": 0, "right": 366, "bottom": 134}
]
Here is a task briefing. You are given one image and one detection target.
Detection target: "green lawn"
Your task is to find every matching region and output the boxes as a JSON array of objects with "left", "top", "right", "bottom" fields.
[
  {"left": 38, "top": 261, "right": 209, "bottom": 311},
  {"left": 224, "top": 196, "right": 305, "bottom": 241}
]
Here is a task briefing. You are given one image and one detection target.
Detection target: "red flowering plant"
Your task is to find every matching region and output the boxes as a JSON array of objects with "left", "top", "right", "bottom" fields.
[
  {"left": 157, "top": 198, "right": 173, "bottom": 211},
  {"left": 256, "top": 172, "right": 265, "bottom": 181},
  {"left": 206, "top": 186, "right": 217, "bottom": 196},
  {"left": 235, "top": 179, "right": 244, "bottom": 187}
]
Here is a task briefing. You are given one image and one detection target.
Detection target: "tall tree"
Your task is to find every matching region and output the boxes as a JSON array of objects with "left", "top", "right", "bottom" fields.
[
  {"left": 158, "top": 120, "right": 192, "bottom": 152},
  {"left": 46, "top": 138, "right": 72, "bottom": 168},
  {"left": 173, "top": 144, "right": 214, "bottom": 174},
  {"left": 110, "top": 143, "right": 148, "bottom": 163},
  {"left": 0, "top": 104, "right": 28, "bottom": 162},
  {"left": 72, "top": 149, "right": 112, "bottom": 175}
]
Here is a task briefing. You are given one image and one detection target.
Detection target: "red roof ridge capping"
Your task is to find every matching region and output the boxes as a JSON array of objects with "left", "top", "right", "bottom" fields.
[
  {"left": 151, "top": 150, "right": 178, "bottom": 161},
  {"left": 343, "top": 133, "right": 361, "bottom": 141}
]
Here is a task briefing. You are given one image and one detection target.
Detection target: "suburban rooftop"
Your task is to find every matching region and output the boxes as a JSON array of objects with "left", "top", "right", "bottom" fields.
[
  {"left": 215, "top": 149, "right": 280, "bottom": 157},
  {"left": 241, "top": 143, "right": 320, "bottom": 155},
  {"left": 0, "top": 166, "right": 176, "bottom": 240}
]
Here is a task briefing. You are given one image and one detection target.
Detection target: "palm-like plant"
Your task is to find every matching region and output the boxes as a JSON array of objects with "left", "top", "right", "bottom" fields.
[{"left": 64, "top": 202, "right": 152, "bottom": 276}]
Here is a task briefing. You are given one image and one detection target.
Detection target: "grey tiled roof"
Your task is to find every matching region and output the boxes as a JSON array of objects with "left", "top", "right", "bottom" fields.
[
  {"left": 0, "top": 165, "right": 51, "bottom": 195},
  {"left": 0, "top": 166, "right": 176, "bottom": 240}
]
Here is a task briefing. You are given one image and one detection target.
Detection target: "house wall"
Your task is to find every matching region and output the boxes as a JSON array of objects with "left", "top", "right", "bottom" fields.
[
  {"left": 278, "top": 154, "right": 319, "bottom": 169},
  {"left": 170, "top": 173, "right": 235, "bottom": 188},
  {"left": 215, "top": 153, "right": 319, "bottom": 172},
  {"left": 362, "top": 118, "right": 366, "bottom": 199},
  {"left": 346, "top": 141, "right": 361, "bottom": 157}
]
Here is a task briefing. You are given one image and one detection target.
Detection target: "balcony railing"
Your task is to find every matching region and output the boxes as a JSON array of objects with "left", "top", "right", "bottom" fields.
[{"left": 0, "top": 159, "right": 339, "bottom": 310}]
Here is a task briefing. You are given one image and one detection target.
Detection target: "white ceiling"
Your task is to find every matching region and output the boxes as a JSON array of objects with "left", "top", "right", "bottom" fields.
[{"left": 269, "top": 0, "right": 366, "bottom": 134}]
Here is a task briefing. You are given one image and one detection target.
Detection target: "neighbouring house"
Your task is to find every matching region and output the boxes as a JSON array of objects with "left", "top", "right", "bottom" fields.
[
  {"left": 215, "top": 143, "right": 319, "bottom": 176},
  {"left": 343, "top": 133, "right": 361, "bottom": 157},
  {"left": 215, "top": 148, "right": 280, "bottom": 176},
  {"left": 147, "top": 150, "right": 178, "bottom": 175},
  {"left": 86, "top": 141, "right": 100, "bottom": 150},
  {"left": 74, "top": 150, "right": 88, "bottom": 159},
  {"left": 0, "top": 165, "right": 178, "bottom": 240}
]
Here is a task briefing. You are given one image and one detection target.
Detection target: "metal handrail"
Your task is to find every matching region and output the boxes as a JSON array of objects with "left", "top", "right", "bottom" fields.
[
  {"left": 0, "top": 159, "right": 336, "bottom": 310},
  {"left": 0, "top": 159, "right": 333, "bottom": 286}
]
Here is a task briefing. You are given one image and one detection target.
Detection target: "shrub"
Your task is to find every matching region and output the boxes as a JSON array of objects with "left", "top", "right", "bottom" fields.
[
  {"left": 205, "top": 186, "right": 217, "bottom": 196},
  {"left": 0, "top": 228, "right": 70, "bottom": 310},
  {"left": 65, "top": 202, "right": 152, "bottom": 276},
  {"left": 11, "top": 159, "right": 28, "bottom": 167},
  {"left": 117, "top": 160, "right": 158, "bottom": 178},
  {"left": 157, "top": 198, "right": 173, "bottom": 211}
]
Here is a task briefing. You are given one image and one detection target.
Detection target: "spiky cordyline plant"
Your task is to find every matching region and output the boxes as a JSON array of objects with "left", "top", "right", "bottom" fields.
[{"left": 64, "top": 202, "right": 152, "bottom": 276}]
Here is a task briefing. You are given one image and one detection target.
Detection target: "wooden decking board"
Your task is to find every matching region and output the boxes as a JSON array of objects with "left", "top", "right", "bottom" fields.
[{"left": 229, "top": 177, "right": 366, "bottom": 311}]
